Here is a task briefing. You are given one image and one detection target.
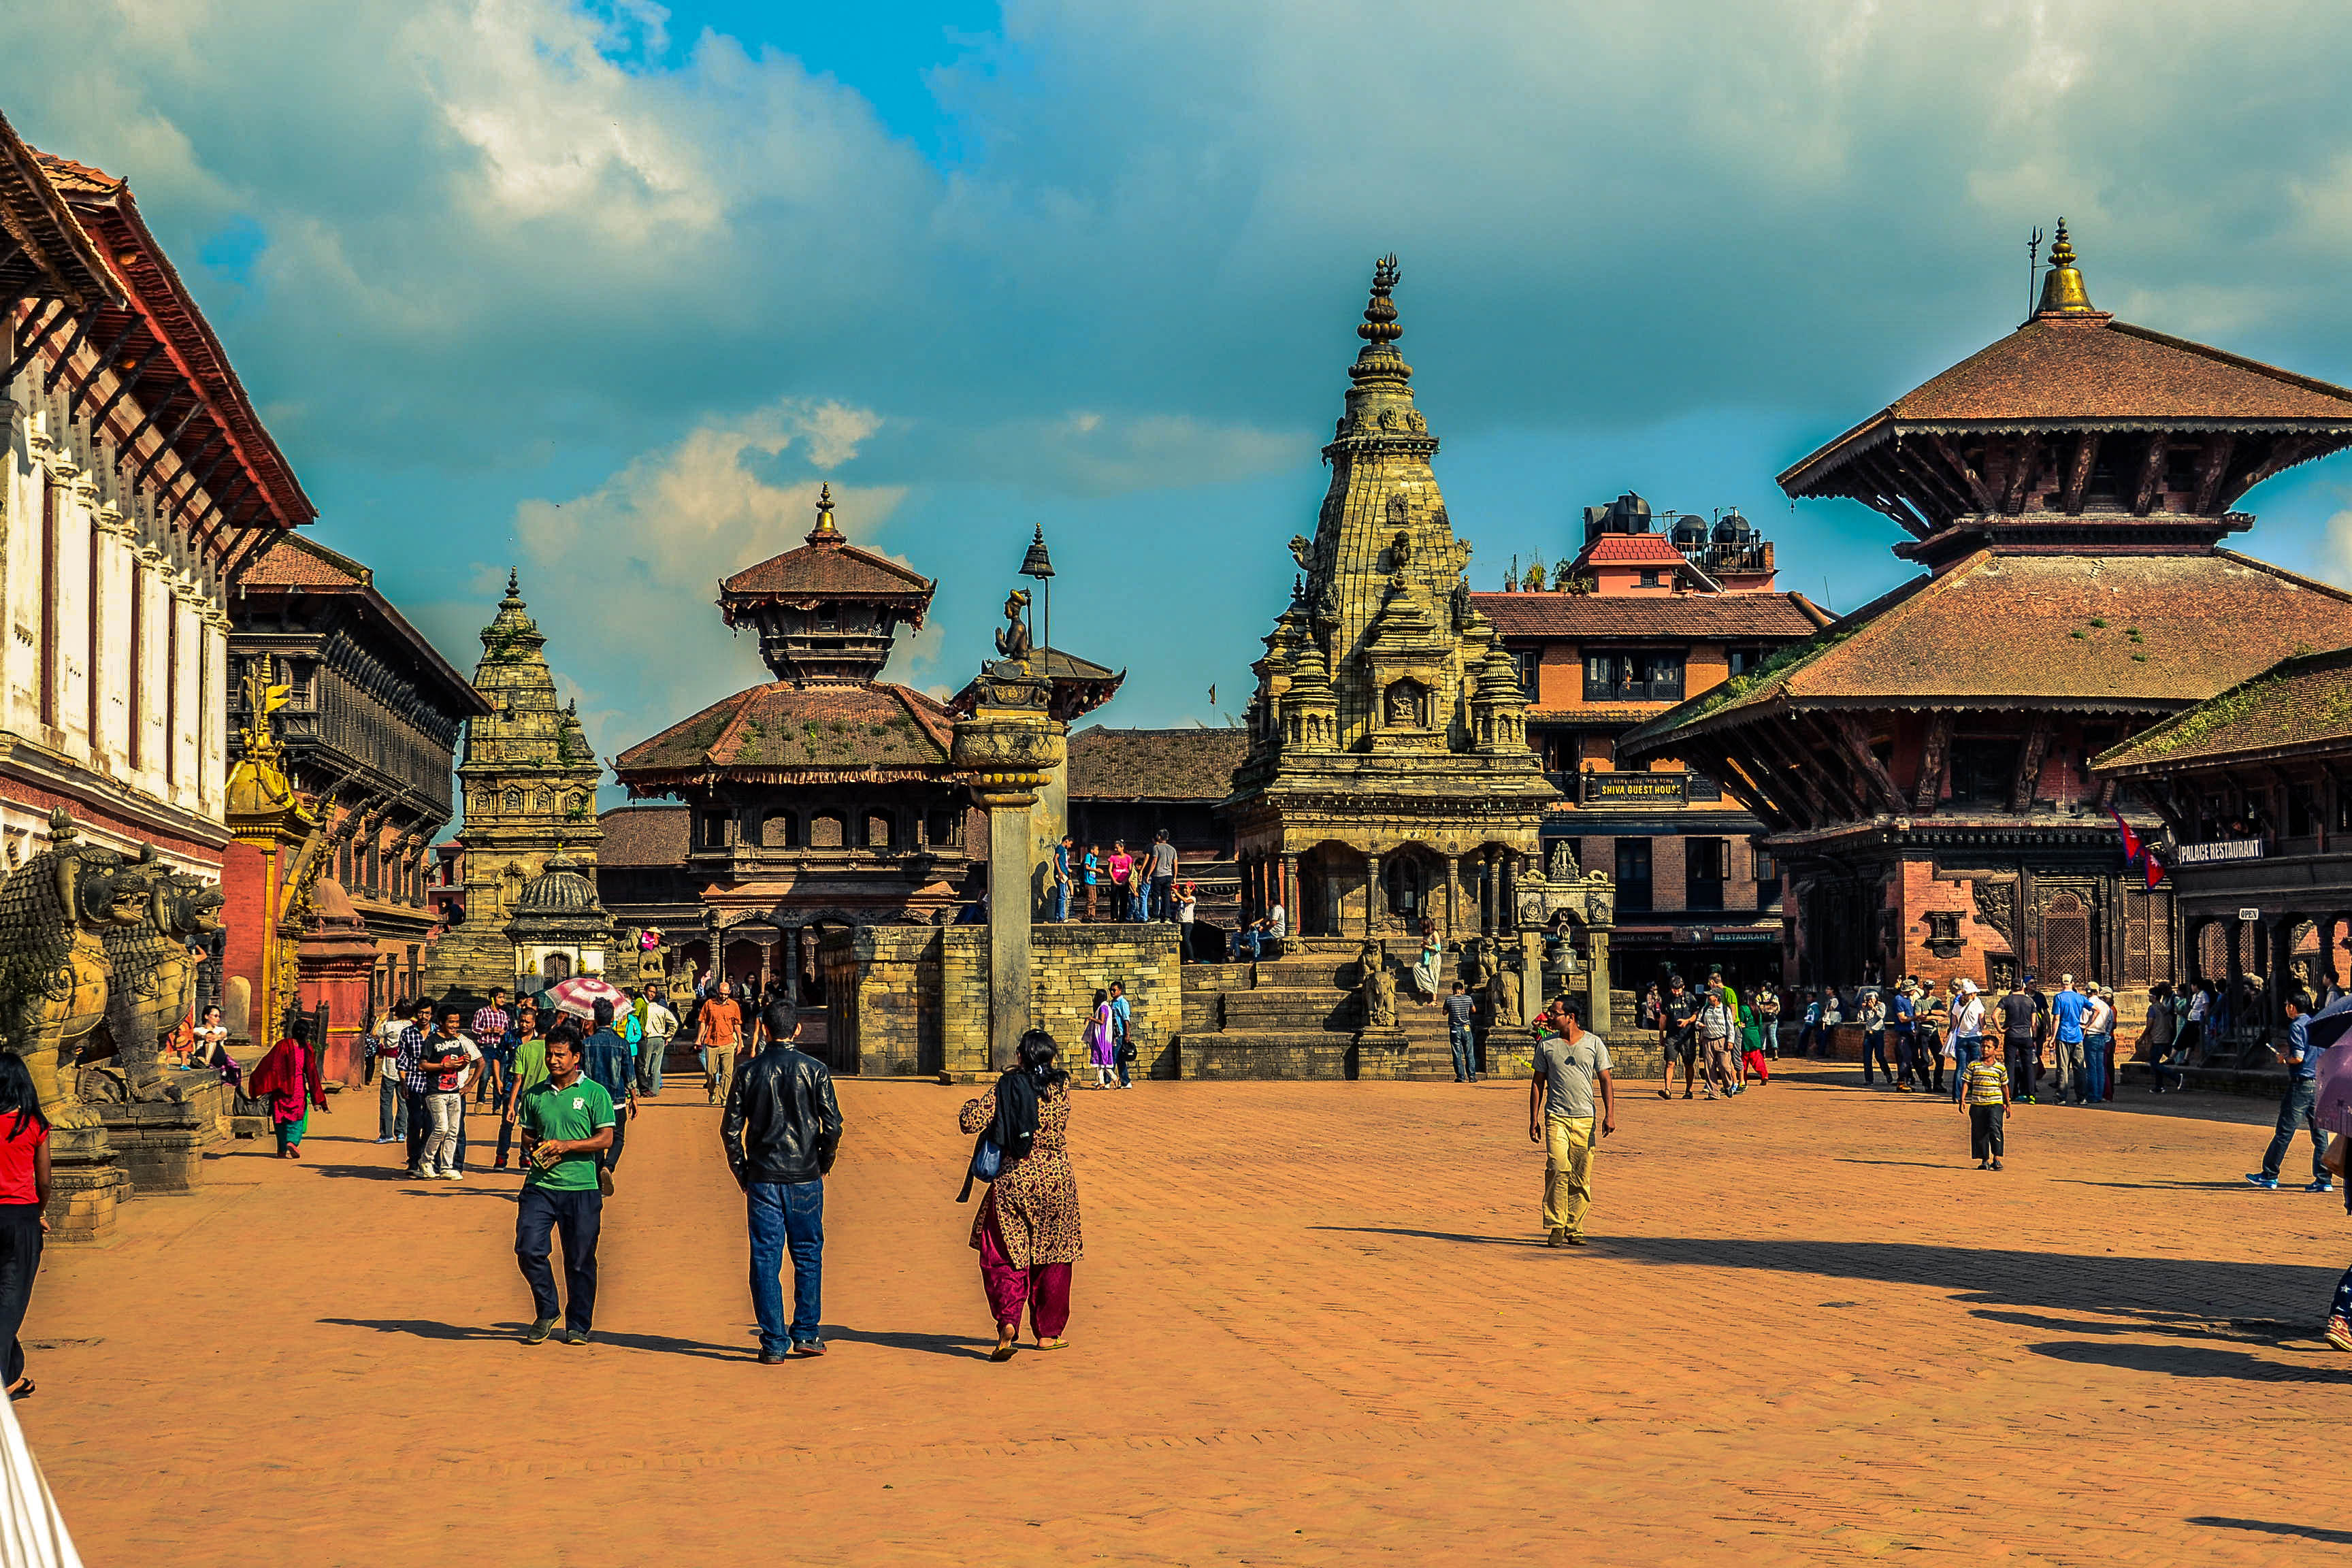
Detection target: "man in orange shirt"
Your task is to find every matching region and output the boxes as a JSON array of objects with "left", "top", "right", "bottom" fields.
[{"left": 699, "top": 979, "right": 746, "bottom": 1105}]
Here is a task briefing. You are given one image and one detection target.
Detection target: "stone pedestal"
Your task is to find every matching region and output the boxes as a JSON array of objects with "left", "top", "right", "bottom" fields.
[
  {"left": 949, "top": 662, "right": 1061, "bottom": 1073},
  {"left": 1584, "top": 929, "right": 1613, "bottom": 1033},
  {"left": 1351, "top": 1026, "right": 1411, "bottom": 1080},
  {"left": 48, "top": 1126, "right": 129, "bottom": 1243},
  {"left": 95, "top": 1073, "right": 232, "bottom": 1196},
  {"left": 1482, "top": 1024, "right": 1537, "bottom": 1082}
]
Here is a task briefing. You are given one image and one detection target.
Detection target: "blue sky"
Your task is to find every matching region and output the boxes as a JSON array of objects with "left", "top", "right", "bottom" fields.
[{"left": 14, "top": 1, "right": 2352, "bottom": 804}]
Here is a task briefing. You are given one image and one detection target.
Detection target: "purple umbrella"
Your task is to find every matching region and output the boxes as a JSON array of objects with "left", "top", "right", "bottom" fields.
[{"left": 2310, "top": 993, "right": 2352, "bottom": 1134}]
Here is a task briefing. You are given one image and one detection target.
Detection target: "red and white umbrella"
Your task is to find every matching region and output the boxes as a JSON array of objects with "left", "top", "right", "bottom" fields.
[{"left": 542, "top": 974, "right": 629, "bottom": 1022}]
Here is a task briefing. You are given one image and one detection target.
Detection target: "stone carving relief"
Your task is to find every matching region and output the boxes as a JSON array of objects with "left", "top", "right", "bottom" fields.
[{"left": 1356, "top": 939, "right": 1396, "bottom": 1027}]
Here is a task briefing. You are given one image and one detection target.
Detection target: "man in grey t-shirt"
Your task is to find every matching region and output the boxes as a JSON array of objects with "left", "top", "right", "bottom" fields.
[
  {"left": 1146, "top": 830, "right": 1179, "bottom": 921},
  {"left": 1527, "top": 1001, "right": 1615, "bottom": 1247}
]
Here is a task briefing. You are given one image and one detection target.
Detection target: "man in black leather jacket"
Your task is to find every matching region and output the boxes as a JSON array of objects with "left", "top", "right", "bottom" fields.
[{"left": 722, "top": 1002, "right": 843, "bottom": 1361}]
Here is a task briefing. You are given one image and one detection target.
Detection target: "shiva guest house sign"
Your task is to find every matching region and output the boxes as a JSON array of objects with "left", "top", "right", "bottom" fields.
[{"left": 1583, "top": 773, "right": 1687, "bottom": 806}]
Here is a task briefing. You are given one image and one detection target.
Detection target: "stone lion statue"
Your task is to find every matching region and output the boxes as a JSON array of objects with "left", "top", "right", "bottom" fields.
[
  {"left": 1487, "top": 953, "right": 1522, "bottom": 1030},
  {"left": 1356, "top": 939, "right": 1396, "bottom": 1028},
  {"left": 102, "top": 870, "right": 226, "bottom": 1098},
  {"left": 0, "top": 812, "right": 152, "bottom": 1130}
]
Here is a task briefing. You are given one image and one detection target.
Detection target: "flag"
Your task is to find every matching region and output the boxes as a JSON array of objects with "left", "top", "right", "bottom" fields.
[
  {"left": 2109, "top": 806, "right": 2144, "bottom": 866},
  {"left": 2142, "top": 846, "right": 2166, "bottom": 889}
]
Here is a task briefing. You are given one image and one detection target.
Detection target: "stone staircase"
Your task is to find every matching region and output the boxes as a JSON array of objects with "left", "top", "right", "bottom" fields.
[{"left": 1178, "top": 941, "right": 1650, "bottom": 1080}]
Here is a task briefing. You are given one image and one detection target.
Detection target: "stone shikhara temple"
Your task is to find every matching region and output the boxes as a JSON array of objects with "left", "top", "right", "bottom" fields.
[{"left": 1622, "top": 227, "right": 2352, "bottom": 997}]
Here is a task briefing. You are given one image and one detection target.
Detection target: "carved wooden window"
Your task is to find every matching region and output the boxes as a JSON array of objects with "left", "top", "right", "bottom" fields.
[
  {"left": 864, "top": 811, "right": 895, "bottom": 849},
  {"left": 927, "top": 810, "right": 958, "bottom": 847},
  {"left": 761, "top": 811, "right": 797, "bottom": 849},
  {"left": 809, "top": 813, "right": 846, "bottom": 849},
  {"left": 2041, "top": 892, "right": 2091, "bottom": 983},
  {"left": 1584, "top": 652, "right": 1683, "bottom": 704},
  {"left": 700, "top": 812, "right": 728, "bottom": 849}
]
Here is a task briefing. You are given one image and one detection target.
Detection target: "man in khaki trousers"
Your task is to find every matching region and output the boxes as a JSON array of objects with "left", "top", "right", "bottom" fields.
[
  {"left": 699, "top": 979, "right": 746, "bottom": 1105},
  {"left": 1529, "top": 1001, "right": 1615, "bottom": 1247}
]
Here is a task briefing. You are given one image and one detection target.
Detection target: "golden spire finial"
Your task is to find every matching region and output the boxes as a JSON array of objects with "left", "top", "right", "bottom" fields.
[
  {"left": 2036, "top": 218, "right": 2100, "bottom": 316},
  {"left": 806, "top": 482, "right": 842, "bottom": 546},
  {"left": 1358, "top": 254, "right": 1402, "bottom": 345}
]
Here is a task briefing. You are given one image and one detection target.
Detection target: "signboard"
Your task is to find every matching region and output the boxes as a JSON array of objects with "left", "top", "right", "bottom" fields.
[
  {"left": 2174, "top": 838, "right": 2266, "bottom": 866},
  {"left": 2239, "top": 908, "right": 2261, "bottom": 923},
  {"left": 1582, "top": 773, "right": 1687, "bottom": 807}
]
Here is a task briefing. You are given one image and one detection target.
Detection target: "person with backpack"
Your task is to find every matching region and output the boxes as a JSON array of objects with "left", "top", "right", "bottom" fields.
[{"left": 958, "top": 1029, "right": 1082, "bottom": 1360}]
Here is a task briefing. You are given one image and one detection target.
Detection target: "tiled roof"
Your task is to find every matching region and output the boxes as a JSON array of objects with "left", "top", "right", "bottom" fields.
[
  {"left": 614, "top": 680, "right": 957, "bottom": 783},
  {"left": 1576, "top": 533, "right": 1689, "bottom": 566},
  {"left": 596, "top": 804, "right": 691, "bottom": 866},
  {"left": 241, "top": 533, "right": 366, "bottom": 589},
  {"left": 1620, "top": 549, "right": 2352, "bottom": 753},
  {"left": 720, "top": 541, "right": 932, "bottom": 601},
  {"left": 0, "top": 110, "right": 118, "bottom": 308},
  {"left": 2093, "top": 647, "right": 2352, "bottom": 773},
  {"left": 1477, "top": 591, "right": 1829, "bottom": 640},
  {"left": 1782, "top": 316, "right": 2352, "bottom": 498},
  {"left": 1066, "top": 726, "right": 1249, "bottom": 802}
]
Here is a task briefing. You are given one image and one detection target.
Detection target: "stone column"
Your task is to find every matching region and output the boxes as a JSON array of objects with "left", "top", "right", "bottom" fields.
[
  {"left": 784, "top": 926, "right": 801, "bottom": 1007},
  {"left": 1028, "top": 720, "right": 1071, "bottom": 919},
  {"left": 1281, "top": 853, "right": 1298, "bottom": 928},
  {"left": 1585, "top": 927, "right": 1613, "bottom": 1034},
  {"left": 1481, "top": 849, "right": 1499, "bottom": 935},
  {"left": 1366, "top": 852, "right": 1383, "bottom": 938},
  {"left": 950, "top": 664, "right": 1059, "bottom": 1072}
]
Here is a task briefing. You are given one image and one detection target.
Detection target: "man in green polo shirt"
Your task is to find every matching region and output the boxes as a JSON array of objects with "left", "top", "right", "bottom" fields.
[{"left": 514, "top": 1022, "right": 615, "bottom": 1345}]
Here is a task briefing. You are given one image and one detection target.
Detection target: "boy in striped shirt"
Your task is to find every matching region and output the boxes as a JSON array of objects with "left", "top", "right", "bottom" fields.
[{"left": 1959, "top": 1050, "right": 2012, "bottom": 1171}]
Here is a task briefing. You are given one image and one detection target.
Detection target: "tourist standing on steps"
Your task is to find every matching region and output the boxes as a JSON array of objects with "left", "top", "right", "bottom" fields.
[
  {"left": 724, "top": 1000, "right": 842, "bottom": 1361},
  {"left": 2049, "top": 976, "right": 2089, "bottom": 1105},
  {"left": 1411, "top": 921, "right": 1442, "bottom": 1004},
  {"left": 1530, "top": 997, "right": 1613, "bottom": 1247},
  {"left": 583, "top": 999, "right": 638, "bottom": 1197},
  {"left": 1107, "top": 841, "right": 1134, "bottom": 921},
  {"left": 1147, "top": 829, "right": 1178, "bottom": 921},
  {"left": 416, "top": 1007, "right": 476, "bottom": 1180},
  {"left": 514, "top": 1022, "right": 614, "bottom": 1345},
  {"left": 1444, "top": 981, "right": 1477, "bottom": 1083},
  {"left": 248, "top": 1030, "right": 328, "bottom": 1159},
  {"left": 0, "top": 1055, "right": 48, "bottom": 1403},
  {"left": 1959, "top": 1041, "right": 2011, "bottom": 1171},
  {"left": 1175, "top": 879, "right": 1198, "bottom": 960},
  {"left": 960, "top": 1028, "right": 1083, "bottom": 1360},
  {"left": 698, "top": 979, "right": 745, "bottom": 1105},
  {"left": 2247, "top": 992, "right": 2330, "bottom": 1192},
  {"left": 1085, "top": 989, "right": 1117, "bottom": 1089},
  {"left": 497, "top": 1002, "right": 550, "bottom": 1172},
  {"left": 1051, "top": 834, "right": 1073, "bottom": 924},
  {"left": 1081, "top": 844, "right": 1101, "bottom": 922}
]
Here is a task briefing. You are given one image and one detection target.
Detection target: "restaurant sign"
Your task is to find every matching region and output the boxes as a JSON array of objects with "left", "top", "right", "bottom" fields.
[{"left": 2172, "top": 838, "right": 2266, "bottom": 866}]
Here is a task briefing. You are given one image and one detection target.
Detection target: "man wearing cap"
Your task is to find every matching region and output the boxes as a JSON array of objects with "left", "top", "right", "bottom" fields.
[{"left": 1947, "top": 979, "right": 1988, "bottom": 1104}]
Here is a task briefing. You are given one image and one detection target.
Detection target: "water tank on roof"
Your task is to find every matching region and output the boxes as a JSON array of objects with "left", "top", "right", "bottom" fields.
[
  {"left": 1669, "top": 512, "right": 1708, "bottom": 546},
  {"left": 1585, "top": 491, "right": 1653, "bottom": 544},
  {"left": 1712, "top": 508, "right": 1754, "bottom": 544}
]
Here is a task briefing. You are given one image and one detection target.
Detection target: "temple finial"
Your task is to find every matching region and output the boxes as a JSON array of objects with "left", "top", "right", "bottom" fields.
[
  {"left": 806, "top": 482, "right": 842, "bottom": 546},
  {"left": 1359, "top": 254, "right": 1402, "bottom": 346},
  {"left": 2036, "top": 218, "right": 2100, "bottom": 316},
  {"left": 502, "top": 566, "right": 523, "bottom": 606}
]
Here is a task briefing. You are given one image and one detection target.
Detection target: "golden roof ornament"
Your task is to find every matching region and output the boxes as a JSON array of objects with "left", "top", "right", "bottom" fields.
[
  {"left": 806, "top": 483, "right": 843, "bottom": 547},
  {"left": 2036, "top": 219, "right": 2102, "bottom": 317}
]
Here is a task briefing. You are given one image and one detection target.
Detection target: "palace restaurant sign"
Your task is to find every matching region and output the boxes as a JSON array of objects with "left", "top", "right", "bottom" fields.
[{"left": 2172, "top": 839, "right": 2266, "bottom": 866}]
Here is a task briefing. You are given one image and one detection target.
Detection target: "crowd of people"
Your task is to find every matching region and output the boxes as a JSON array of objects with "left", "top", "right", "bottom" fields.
[{"left": 1637, "top": 968, "right": 1779, "bottom": 1102}]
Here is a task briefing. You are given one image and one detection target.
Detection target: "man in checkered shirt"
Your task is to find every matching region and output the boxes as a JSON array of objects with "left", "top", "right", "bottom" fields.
[
  {"left": 470, "top": 987, "right": 514, "bottom": 1109},
  {"left": 395, "top": 998, "right": 434, "bottom": 1173}
]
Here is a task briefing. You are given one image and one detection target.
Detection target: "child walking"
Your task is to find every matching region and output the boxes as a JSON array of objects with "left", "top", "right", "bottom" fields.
[{"left": 1959, "top": 1047, "right": 2012, "bottom": 1171}]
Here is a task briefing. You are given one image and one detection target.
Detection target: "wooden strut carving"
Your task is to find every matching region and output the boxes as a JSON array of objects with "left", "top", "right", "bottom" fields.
[
  {"left": 2010, "top": 716, "right": 2054, "bottom": 813},
  {"left": 1914, "top": 713, "right": 1955, "bottom": 813},
  {"left": 1827, "top": 714, "right": 1907, "bottom": 814},
  {"left": 1970, "top": 877, "right": 2019, "bottom": 950},
  {"left": 2061, "top": 433, "right": 2099, "bottom": 515}
]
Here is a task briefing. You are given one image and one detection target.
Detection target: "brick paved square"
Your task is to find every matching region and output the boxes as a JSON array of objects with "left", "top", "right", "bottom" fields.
[{"left": 24, "top": 1067, "right": 2352, "bottom": 1565}]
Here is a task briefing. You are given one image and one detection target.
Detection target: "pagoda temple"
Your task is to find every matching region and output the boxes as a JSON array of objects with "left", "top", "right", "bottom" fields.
[
  {"left": 1224, "top": 257, "right": 1555, "bottom": 941},
  {"left": 1620, "top": 226, "right": 2352, "bottom": 993}
]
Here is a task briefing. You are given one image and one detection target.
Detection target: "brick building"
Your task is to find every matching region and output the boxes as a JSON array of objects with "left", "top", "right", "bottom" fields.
[
  {"left": 1478, "top": 491, "right": 1826, "bottom": 987},
  {"left": 1622, "top": 226, "right": 2352, "bottom": 994},
  {"left": 1063, "top": 725, "right": 1247, "bottom": 937}
]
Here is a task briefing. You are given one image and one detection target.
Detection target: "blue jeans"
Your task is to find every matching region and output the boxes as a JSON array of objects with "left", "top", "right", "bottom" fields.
[
  {"left": 515, "top": 1186, "right": 602, "bottom": 1333},
  {"left": 747, "top": 1180, "right": 825, "bottom": 1353},
  {"left": 1861, "top": 1031, "right": 1890, "bottom": 1084},
  {"left": 1449, "top": 1022, "right": 1476, "bottom": 1081},
  {"left": 1949, "top": 1041, "right": 1980, "bottom": 1102},
  {"left": 378, "top": 1072, "right": 406, "bottom": 1140},
  {"left": 2261, "top": 1077, "right": 2328, "bottom": 1184},
  {"left": 2084, "top": 1033, "right": 2112, "bottom": 1102},
  {"left": 1050, "top": 881, "right": 1070, "bottom": 922}
]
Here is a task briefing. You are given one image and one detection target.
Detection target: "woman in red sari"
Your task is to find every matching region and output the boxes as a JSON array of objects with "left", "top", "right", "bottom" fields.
[{"left": 246, "top": 1034, "right": 328, "bottom": 1159}]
